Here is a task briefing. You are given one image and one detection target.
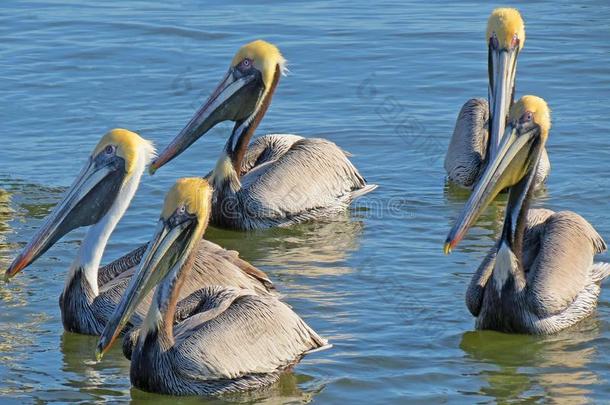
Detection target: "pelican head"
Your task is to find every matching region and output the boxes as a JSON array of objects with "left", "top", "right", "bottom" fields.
[
  {"left": 150, "top": 40, "right": 286, "bottom": 173},
  {"left": 96, "top": 178, "right": 212, "bottom": 359},
  {"left": 4, "top": 129, "right": 155, "bottom": 280},
  {"left": 445, "top": 96, "right": 550, "bottom": 253},
  {"left": 486, "top": 8, "right": 525, "bottom": 158}
]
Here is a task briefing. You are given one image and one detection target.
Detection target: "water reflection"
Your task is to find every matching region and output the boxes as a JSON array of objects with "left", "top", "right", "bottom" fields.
[
  {"left": 0, "top": 188, "right": 12, "bottom": 245},
  {"left": 460, "top": 318, "right": 601, "bottom": 404},
  {"left": 59, "top": 333, "right": 324, "bottom": 404},
  {"left": 0, "top": 178, "right": 64, "bottom": 259},
  {"left": 443, "top": 182, "right": 506, "bottom": 252},
  {"left": 0, "top": 187, "right": 14, "bottom": 269},
  {"left": 0, "top": 179, "right": 66, "bottom": 307},
  {"left": 128, "top": 371, "right": 323, "bottom": 404},
  {"left": 0, "top": 181, "right": 58, "bottom": 379},
  {"left": 60, "top": 332, "right": 130, "bottom": 394},
  {"left": 207, "top": 214, "right": 364, "bottom": 277}
]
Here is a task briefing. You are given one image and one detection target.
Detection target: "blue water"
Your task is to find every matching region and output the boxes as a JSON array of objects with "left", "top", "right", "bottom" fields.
[{"left": 1, "top": 1, "right": 610, "bottom": 403}]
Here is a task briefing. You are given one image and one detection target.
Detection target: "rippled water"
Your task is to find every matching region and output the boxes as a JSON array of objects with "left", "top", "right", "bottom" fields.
[{"left": 2, "top": 1, "right": 610, "bottom": 403}]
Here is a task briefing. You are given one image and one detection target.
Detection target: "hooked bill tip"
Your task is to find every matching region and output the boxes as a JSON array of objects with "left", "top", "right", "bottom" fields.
[
  {"left": 95, "top": 344, "right": 104, "bottom": 362},
  {"left": 5, "top": 254, "right": 31, "bottom": 280},
  {"left": 443, "top": 241, "right": 452, "bottom": 255},
  {"left": 4, "top": 264, "right": 20, "bottom": 282}
]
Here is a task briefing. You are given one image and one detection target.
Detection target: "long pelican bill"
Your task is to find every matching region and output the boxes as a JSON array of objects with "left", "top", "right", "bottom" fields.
[
  {"left": 4, "top": 156, "right": 125, "bottom": 281},
  {"left": 488, "top": 46, "right": 518, "bottom": 158},
  {"left": 95, "top": 214, "right": 197, "bottom": 360},
  {"left": 149, "top": 68, "right": 262, "bottom": 174},
  {"left": 486, "top": 8, "right": 525, "bottom": 158},
  {"left": 444, "top": 121, "right": 541, "bottom": 254}
]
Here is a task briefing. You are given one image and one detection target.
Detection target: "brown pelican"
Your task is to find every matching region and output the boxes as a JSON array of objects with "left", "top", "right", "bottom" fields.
[
  {"left": 444, "top": 8, "right": 550, "bottom": 189},
  {"left": 96, "top": 178, "right": 330, "bottom": 395},
  {"left": 4, "top": 129, "right": 273, "bottom": 336},
  {"left": 444, "top": 96, "right": 610, "bottom": 334},
  {"left": 148, "top": 40, "right": 377, "bottom": 230}
]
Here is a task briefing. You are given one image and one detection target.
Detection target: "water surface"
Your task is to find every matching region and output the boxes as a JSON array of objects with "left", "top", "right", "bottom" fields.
[{"left": 2, "top": 1, "right": 610, "bottom": 403}]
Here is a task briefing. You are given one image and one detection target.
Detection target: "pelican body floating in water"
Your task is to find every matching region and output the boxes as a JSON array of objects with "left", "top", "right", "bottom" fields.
[
  {"left": 444, "top": 8, "right": 550, "bottom": 189},
  {"left": 4, "top": 129, "right": 273, "bottom": 336},
  {"left": 97, "top": 178, "right": 330, "bottom": 396},
  {"left": 149, "top": 40, "right": 377, "bottom": 230},
  {"left": 445, "top": 96, "right": 610, "bottom": 334}
]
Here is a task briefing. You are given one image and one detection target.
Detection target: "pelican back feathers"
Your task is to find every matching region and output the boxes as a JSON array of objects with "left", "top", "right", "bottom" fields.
[
  {"left": 129, "top": 286, "right": 329, "bottom": 395},
  {"left": 471, "top": 209, "right": 609, "bottom": 334},
  {"left": 445, "top": 98, "right": 489, "bottom": 188},
  {"left": 212, "top": 135, "right": 376, "bottom": 230}
]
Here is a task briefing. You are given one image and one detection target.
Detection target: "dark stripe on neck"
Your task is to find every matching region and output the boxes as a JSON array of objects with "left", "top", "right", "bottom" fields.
[
  {"left": 231, "top": 64, "right": 281, "bottom": 174},
  {"left": 501, "top": 140, "right": 541, "bottom": 265}
]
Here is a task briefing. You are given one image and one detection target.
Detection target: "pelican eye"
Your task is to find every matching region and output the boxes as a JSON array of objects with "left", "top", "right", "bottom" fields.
[
  {"left": 511, "top": 33, "right": 519, "bottom": 49},
  {"left": 168, "top": 204, "right": 192, "bottom": 227},
  {"left": 167, "top": 204, "right": 192, "bottom": 227},
  {"left": 521, "top": 111, "right": 533, "bottom": 123},
  {"left": 104, "top": 144, "right": 116, "bottom": 155},
  {"left": 237, "top": 58, "right": 254, "bottom": 73}
]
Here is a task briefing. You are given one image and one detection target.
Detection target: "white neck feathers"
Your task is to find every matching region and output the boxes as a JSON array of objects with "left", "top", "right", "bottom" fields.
[
  {"left": 493, "top": 242, "right": 520, "bottom": 296},
  {"left": 210, "top": 152, "right": 241, "bottom": 193},
  {"left": 64, "top": 142, "right": 154, "bottom": 297}
]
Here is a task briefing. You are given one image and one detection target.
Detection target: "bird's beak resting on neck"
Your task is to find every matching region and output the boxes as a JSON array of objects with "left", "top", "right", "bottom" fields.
[{"left": 445, "top": 121, "right": 542, "bottom": 254}]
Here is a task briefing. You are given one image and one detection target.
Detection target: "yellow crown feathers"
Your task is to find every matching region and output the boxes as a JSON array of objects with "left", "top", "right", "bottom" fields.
[
  {"left": 487, "top": 8, "right": 525, "bottom": 50},
  {"left": 161, "top": 178, "right": 212, "bottom": 222},
  {"left": 93, "top": 128, "right": 155, "bottom": 175},
  {"left": 510, "top": 95, "right": 552, "bottom": 140},
  {"left": 231, "top": 40, "right": 286, "bottom": 93}
]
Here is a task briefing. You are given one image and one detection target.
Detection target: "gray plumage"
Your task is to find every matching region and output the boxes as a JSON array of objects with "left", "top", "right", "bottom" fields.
[
  {"left": 466, "top": 208, "right": 610, "bottom": 334},
  {"left": 129, "top": 286, "right": 330, "bottom": 396},
  {"left": 59, "top": 239, "right": 274, "bottom": 335},
  {"left": 445, "top": 98, "right": 550, "bottom": 189},
  {"left": 210, "top": 134, "right": 377, "bottom": 230}
]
